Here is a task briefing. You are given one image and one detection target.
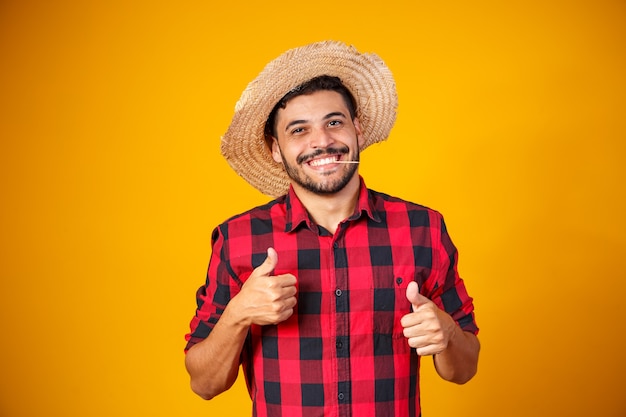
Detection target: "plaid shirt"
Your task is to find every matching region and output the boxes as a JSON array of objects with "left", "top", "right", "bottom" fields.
[{"left": 185, "top": 178, "right": 478, "bottom": 417}]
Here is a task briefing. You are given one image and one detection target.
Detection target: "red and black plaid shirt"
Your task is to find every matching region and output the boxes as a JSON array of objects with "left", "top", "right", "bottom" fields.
[{"left": 186, "top": 178, "right": 478, "bottom": 417}]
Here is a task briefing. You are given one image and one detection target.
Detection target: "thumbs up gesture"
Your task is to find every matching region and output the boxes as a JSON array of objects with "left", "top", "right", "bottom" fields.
[
  {"left": 232, "top": 247, "right": 298, "bottom": 327},
  {"left": 400, "top": 281, "right": 458, "bottom": 356}
]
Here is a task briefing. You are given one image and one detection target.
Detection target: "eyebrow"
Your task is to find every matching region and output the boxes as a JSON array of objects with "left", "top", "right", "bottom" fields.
[{"left": 283, "top": 111, "right": 348, "bottom": 132}]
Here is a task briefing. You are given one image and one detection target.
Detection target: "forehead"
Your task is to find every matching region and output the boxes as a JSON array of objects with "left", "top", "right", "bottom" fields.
[{"left": 275, "top": 90, "right": 349, "bottom": 123}]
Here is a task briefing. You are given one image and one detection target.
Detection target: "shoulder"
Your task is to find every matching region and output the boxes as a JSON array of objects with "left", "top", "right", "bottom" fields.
[
  {"left": 211, "top": 196, "right": 286, "bottom": 241},
  {"left": 368, "top": 188, "right": 444, "bottom": 220},
  {"left": 219, "top": 196, "right": 285, "bottom": 225},
  {"left": 366, "top": 188, "right": 448, "bottom": 232}
]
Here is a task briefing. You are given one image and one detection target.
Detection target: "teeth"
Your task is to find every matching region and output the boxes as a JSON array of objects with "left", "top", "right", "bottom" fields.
[{"left": 309, "top": 156, "right": 339, "bottom": 167}]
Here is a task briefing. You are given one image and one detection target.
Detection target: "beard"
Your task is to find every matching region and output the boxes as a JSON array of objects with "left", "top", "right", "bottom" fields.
[{"left": 280, "top": 145, "right": 360, "bottom": 195}]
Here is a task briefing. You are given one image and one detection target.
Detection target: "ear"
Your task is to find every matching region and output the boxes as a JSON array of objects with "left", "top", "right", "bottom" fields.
[
  {"left": 353, "top": 117, "right": 365, "bottom": 148},
  {"left": 270, "top": 137, "right": 283, "bottom": 164}
]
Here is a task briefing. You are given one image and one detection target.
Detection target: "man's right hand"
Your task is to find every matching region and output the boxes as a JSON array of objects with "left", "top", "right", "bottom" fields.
[{"left": 230, "top": 247, "right": 298, "bottom": 327}]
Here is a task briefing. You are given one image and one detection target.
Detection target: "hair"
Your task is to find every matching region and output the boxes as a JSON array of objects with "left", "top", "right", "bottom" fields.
[{"left": 263, "top": 75, "right": 358, "bottom": 147}]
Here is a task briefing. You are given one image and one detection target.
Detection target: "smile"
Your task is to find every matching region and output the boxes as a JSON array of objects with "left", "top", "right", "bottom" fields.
[{"left": 307, "top": 155, "right": 341, "bottom": 167}]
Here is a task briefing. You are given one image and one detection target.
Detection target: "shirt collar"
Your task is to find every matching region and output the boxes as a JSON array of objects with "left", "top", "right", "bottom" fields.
[{"left": 284, "top": 176, "right": 382, "bottom": 233}]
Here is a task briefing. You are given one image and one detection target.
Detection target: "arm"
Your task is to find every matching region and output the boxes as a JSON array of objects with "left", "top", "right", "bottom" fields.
[
  {"left": 185, "top": 302, "right": 250, "bottom": 400},
  {"left": 401, "top": 281, "right": 480, "bottom": 384},
  {"left": 185, "top": 248, "right": 298, "bottom": 399},
  {"left": 433, "top": 324, "right": 480, "bottom": 384}
]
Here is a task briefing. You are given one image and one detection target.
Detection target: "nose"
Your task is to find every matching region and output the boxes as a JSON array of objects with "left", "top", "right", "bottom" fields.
[{"left": 309, "top": 127, "right": 334, "bottom": 148}]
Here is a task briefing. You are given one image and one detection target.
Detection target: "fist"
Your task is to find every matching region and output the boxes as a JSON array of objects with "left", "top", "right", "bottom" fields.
[
  {"left": 235, "top": 248, "right": 298, "bottom": 326},
  {"left": 401, "top": 281, "right": 456, "bottom": 355}
]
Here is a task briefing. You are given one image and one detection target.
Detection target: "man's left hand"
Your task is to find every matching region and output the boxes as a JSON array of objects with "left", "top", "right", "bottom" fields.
[{"left": 400, "top": 281, "right": 459, "bottom": 356}]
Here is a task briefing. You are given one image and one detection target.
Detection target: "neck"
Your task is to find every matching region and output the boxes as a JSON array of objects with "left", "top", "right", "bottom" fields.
[{"left": 292, "top": 175, "right": 361, "bottom": 235}]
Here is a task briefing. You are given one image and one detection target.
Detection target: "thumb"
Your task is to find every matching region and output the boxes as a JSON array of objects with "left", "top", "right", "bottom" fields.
[
  {"left": 406, "top": 281, "right": 429, "bottom": 311},
  {"left": 256, "top": 247, "right": 278, "bottom": 277}
]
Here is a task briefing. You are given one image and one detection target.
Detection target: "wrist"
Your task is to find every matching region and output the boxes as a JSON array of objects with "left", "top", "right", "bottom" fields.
[
  {"left": 222, "top": 298, "right": 253, "bottom": 329},
  {"left": 443, "top": 314, "right": 461, "bottom": 347}
]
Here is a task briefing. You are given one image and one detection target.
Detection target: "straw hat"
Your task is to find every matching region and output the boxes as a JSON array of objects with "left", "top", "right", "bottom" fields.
[{"left": 220, "top": 40, "right": 398, "bottom": 197}]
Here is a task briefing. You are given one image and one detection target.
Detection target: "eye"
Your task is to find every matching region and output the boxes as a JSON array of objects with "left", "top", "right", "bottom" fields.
[
  {"left": 328, "top": 120, "right": 343, "bottom": 127},
  {"left": 290, "top": 127, "right": 305, "bottom": 135}
]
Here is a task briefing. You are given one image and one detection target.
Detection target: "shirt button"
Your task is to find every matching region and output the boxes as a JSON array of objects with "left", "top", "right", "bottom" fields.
[
  {"left": 336, "top": 340, "right": 343, "bottom": 349},
  {"left": 396, "top": 277, "right": 403, "bottom": 285},
  {"left": 335, "top": 288, "right": 342, "bottom": 297},
  {"left": 338, "top": 393, "right": 345, "bottom": 401}
]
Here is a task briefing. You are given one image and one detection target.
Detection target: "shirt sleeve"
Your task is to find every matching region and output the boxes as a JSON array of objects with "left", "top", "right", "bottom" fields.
[
  {"left": 429, "top": 213, "right": 479, "bottom": 335},
  {"left": 184, "top": 225, "right": 239, "bottom": 352}
]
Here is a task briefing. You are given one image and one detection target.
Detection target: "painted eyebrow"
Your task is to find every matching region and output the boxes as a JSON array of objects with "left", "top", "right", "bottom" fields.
[{"left": 283, "top": 111, "right": 348, "bottom": 132}]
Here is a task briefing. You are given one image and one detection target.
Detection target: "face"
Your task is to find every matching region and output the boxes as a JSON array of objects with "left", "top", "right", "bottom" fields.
[{"left": 270, "top": 90, "right": 364, "bottom": 195}]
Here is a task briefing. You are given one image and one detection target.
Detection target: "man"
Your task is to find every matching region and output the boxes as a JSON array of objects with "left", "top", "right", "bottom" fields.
[{"left": 185, "top": 41, "right": 479, "bottom": 417}]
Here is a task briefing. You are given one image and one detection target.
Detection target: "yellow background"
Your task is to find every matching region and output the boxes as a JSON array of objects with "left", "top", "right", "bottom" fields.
[{"left": 1, "top": 0, "right": 625, "bottom": 416}]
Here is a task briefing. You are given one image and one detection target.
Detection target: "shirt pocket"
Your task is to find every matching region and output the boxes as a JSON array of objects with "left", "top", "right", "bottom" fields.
[{"left": 372, "top": 273, "right": 413, "bottom": 339}]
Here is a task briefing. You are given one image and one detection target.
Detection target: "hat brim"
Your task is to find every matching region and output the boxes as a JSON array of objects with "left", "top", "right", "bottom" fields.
[{"left": 220, "top": 41, "right": 398, "bottom": 197}]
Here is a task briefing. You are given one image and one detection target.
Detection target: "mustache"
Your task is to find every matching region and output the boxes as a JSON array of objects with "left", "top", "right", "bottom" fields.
[{"left": 296, "top": 147, "right": 349, "bottom": 165}]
